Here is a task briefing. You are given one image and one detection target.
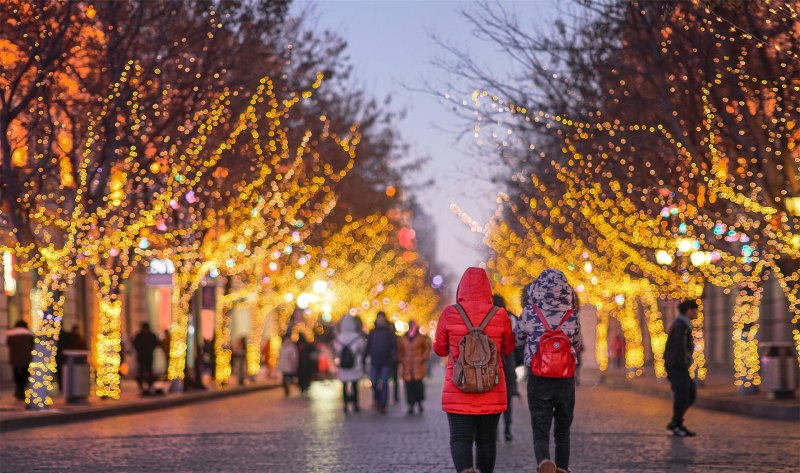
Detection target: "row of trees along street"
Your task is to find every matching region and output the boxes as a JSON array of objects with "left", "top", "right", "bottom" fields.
[
  {"left": 0, "top": 1, "right": 441, "bottom": 409},
  {"left": 443, "top": 0, "right": 799, "bottom": 385}
]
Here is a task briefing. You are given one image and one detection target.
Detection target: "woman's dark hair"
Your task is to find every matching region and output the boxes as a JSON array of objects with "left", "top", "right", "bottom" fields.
[{"left": 678, "top": 300, "right": 699, "bottom": 314}]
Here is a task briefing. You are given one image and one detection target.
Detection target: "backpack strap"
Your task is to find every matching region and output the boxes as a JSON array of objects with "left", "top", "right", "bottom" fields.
[
  {"left": 454, "top": 304, "right": 475, "bottom": 330},
  {"left": 455, "top": 304, "right": 500, "bottom": 331},
  {"left": 532, "top": 305, "right": 575, "bottom": 331},
  {"left": 554, "top": 308, "right": 576, "bottom": 331},
  {"left": 478, "top": 306, "right": 500, "bottom": 331}
]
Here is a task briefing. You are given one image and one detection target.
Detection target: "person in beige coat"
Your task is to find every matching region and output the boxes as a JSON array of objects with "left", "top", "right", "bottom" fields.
[{"left": 398, "top": 320, "right": 431, "bottom": 415}]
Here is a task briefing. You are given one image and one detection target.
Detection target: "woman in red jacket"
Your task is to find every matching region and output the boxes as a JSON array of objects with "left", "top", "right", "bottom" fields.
[{"left": 434, "top": 267, "right": 515, "bottom": 473}]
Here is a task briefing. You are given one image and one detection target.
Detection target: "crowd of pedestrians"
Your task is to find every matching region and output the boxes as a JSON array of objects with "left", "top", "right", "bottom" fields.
[{"left": 277, "top": 309, "right": 433, "bottom": 416}]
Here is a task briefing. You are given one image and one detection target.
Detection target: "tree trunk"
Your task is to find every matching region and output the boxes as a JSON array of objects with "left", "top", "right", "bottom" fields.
[
  {"left": 732, "top": 274, "right": 764, "bottom": 394},
  {"left": 214, "top": 278, "right": 233, "bottom": 386},
  {"left": 95, "top": 287, "right": 123, "bottom": 399},
  {"left": 25, "top": 281, "right": 65, "bottom": 410}
]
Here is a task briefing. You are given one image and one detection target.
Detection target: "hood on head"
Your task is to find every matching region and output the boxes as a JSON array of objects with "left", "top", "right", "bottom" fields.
[
  {"left": 525, "top": 268, "right": 576, "bottom": 313},
  {"left": 339, "top": 314, "right": 357, "bottom": 334},
  {"left": 457, "top": 267, "right": 493, "bottom": 305}
]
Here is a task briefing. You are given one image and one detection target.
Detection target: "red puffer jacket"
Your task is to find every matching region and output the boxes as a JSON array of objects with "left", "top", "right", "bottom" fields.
[{"left": 434, "top": 267, "right": 514, "bottom": 415}]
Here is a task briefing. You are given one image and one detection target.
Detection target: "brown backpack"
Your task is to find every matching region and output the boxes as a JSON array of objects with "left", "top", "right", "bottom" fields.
[{"left": 449, "top": 304, "right": 500, "bottom": 393}]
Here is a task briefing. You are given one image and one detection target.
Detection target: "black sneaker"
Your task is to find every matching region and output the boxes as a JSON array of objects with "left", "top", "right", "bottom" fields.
[
  {"left": 673, "top": 426, "right": 697, "bottom": 437},
  {"left": 666, "top": 421, "right": 676, "bottom": 431},
  {"left": 504, "top": 430, "right": 513, "bottom": 442}
]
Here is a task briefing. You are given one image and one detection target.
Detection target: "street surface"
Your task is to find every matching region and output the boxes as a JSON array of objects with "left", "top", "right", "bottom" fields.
[{"left": 1, "top": 368, "right": 798, "bottom": 472}]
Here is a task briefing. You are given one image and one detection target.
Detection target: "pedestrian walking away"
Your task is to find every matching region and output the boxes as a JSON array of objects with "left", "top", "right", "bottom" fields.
[
  {"left": 398, "top": 320, "right": 431, "bottom": 415},
  {"left": 55, "top": 324, "right": 85, "bottom": 391},
  {"left": 6, "top": 320, "right": 34, "bottom": 401},
  {"left": 364, "top": 311, "right": 397, "bottom": 413},
  {"left": 278, "top": 334, "right": 299, "bottom": 397},
  {"left": 335, "top": 314, "right": 366, "bottom": 413},
  {"left": 515, "top": 269, "right": 581, "bottom": 473},
  {"left": 663, "top": 299, "right": 699, "bottom": 438},
  {"left": 611, "top": 334, "right": 625, "bottom": 369},
  {"left": 434, "top": 267, "right": 514, "bottom": 473},
  {"left": 296, "top": 333, "right": 316, "bottom": 395},
  {"left": 133, "top": 322, "right": 160, "bottom": 396},
  {"left": 493, "top": 294, "right": 520, "bottom": 442}
]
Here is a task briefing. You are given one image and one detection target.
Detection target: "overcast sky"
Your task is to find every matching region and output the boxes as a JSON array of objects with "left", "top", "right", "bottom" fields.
[{"left": 301, "top": 0, "right": 559, "bottom": 280}]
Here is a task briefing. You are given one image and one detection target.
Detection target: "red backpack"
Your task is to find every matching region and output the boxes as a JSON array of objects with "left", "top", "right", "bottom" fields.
[{"left": 529, "top": 306, "right": 576, "bottom": 378}]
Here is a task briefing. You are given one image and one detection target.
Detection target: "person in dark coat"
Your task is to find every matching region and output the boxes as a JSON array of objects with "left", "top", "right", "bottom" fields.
[
  {"left": 663, "top": 300, "right": 698, "bottom": 437},
  {"left": 364, "top": 311, "right": 397, "bottom": 413},
  {"left": 6, "top": 320, "right": 34, "bottom": 400},
  {"left": 295, "top": 332, "right": 316, "bottom": 394},
  {"left": 133, "top": 323, "right": 159, "bottom": 396},
  {"left": 493, "top": 294, "right": 519, "bottom": 442},
  {"left": 55, "top": 324, "right": 85, "bottom": 391}
]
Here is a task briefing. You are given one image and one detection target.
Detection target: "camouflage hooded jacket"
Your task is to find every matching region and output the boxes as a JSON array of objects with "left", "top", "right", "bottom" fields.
[{"left": 514, "top": 268, "right": 581, "bottom": 367}]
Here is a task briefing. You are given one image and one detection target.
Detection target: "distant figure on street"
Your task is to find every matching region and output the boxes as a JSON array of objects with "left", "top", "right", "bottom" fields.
[
  {"left": 161, "top": 329, "right": 171, "bottom": 357},
  {"left": 6, "top": 320, "right": 34, "bottom": 401},
  {"left": 434, "top": 267, "right": 514, "bottom": 473},
  {"left": 612, "top": 334, "right": 625, "bottom": 369},
  {"left": 278, "top": 334, "right": 299, "bottom": 396},
  {"left": 398, "top": 320, "right": 431, "bottom": 415},
  {"left": 493, "top": 294, "right": 520, "bottom": 442},
  {"left": 515, "top": 269, "right": 581, "bottom": 473},
  {"left": 133, "top": 323, "right": 159, "bottom": 396},
  {"left": 295, "top": 332, "right": 316, "bottom": 395},
  {"left": 364, "top": 311, "right": 397, "bottom": 413},
  {"left": 56, "top": 324, "right": 86, "bottom": 390},
  {"left": 574, "top": 331, "right": 585, "bottom": 386},
  {"left": 389, "top": 350, "right": 400, "bottom": 404},
  {"left": 334, "top": 314, "right": 366, "bottom": 413},
  {"left": 71, "top": 324, "right": 87, "bottom": 349},
  {"left": 663, "top": 299, "right": 699, "bottom": 437},
  {"left": 56, "top": 324, "right": 76, "bottom": 390},
  {"left": 234, "top": 337, "right": 248, "bottom": 385}
]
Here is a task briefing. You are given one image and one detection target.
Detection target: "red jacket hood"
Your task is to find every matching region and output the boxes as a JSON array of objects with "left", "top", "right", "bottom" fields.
[{"left": 456, "top": 267, "right": 493, "bottom": 305}]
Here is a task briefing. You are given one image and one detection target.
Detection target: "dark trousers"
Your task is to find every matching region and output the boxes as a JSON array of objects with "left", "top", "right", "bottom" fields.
[
  {"left": 503, "top": 392, "right": 513, "bottom": 432},
  {"left": 527, "top": 374, "right": 575, "bottom": 470},
  {"left": 282, "top": 373, "right": 295, "bottom": 396},
  {"left": 370, "top": 365, "right": 390, "bottom": 407},
  {"left": 446, "top": 412, "right": 500, "bottom": 473},
  {"left": 390, "top": 364, "right": 400, "bottom": 402},
  {"left": 667, "top": 370, "right": 696, "bottom": 426},
  {"left": 342, "top": 380, "right": 359, "bottom": 406},
  {"left": 137, "top": 357, "right": 154, "bottom": 393},
  {"left": 12, "top": 366, "right": 28, "bottom": 400},
  {"left": 404, "top": 379, "right": 424, "bottom": 406},
  {"left": 297, "top": 366, "right": 313, "bottom": 393}
]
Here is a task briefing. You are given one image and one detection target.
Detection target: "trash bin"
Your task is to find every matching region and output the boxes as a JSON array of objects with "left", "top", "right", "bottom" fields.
[
  {"left": 759, "top": 342, "right": 798, "bottom": 400},
  {"left": 62, "top": 349, "right": 91, "bottom": 403}
]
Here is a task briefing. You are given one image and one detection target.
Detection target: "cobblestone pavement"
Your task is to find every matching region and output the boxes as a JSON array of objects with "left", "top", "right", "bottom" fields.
[{"left": 2, "top": 368, "right": 798, "bottom": 472}]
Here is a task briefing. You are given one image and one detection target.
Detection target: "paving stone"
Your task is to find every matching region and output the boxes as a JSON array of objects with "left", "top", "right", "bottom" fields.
[{"left": 1, "top": 368, "right": 798, "bottom": 472}]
